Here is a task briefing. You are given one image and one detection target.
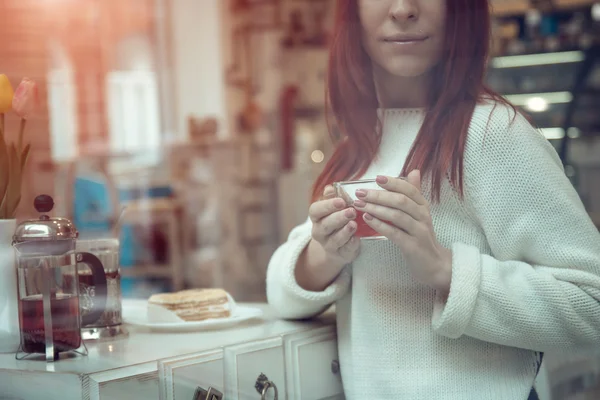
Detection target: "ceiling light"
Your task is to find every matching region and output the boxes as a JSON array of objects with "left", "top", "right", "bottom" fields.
[
  {"left": 539, "top": 128, "right": 565, "bottom": 140},
  {"left": 592, "top": 3, "right": 600, "bottom": 21},
  {"left": 311, "top": 150, "right": 325, "bottom": 164},
  {"left": 491, "top": 51, "right": 584, "bottom": 69},
  {"left": 567, "top": 127, "right": 581, "bottom": 139},
  {"left": 526, "top": 97, "right": 549, "bottom": 112},
  {"left": 505, "top": 91, "right": 572, "bottom": 107},
  {"left": 535, "top": 127, "right": 581, "bottom": 140}
]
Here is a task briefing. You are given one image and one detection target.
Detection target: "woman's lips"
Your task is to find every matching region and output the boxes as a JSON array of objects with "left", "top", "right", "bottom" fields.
[
  {"left": 383, "top": 35, "right": 428, "bottom": 44},
  {"left": 381, "top": 35, "right": 429, "bottom": 50}
]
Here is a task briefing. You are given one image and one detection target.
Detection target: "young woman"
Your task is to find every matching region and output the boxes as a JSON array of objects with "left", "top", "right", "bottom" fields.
[{"left": 266, "top": 0, "right": 600, "bottom": 398}]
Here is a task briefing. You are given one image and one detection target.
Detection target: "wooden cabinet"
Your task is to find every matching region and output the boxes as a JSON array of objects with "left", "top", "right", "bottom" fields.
[
  {"left": 224, "top": 337, "right": 286, "bottom": 399},
  {"left": 0, "top": 304, "right": 340, "bottom": 400},
  {"left": 86, "top": 363, "right": 160, "bottom": 400},
  {"left": 284, "top": 326, "right": 344, "bottom": 400},
  {"left": 159, "top": 349, "right": 224, "bottom": 400}
]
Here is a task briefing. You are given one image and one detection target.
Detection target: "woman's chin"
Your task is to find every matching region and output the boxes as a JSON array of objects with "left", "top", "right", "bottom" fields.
[
  {"left": 388, "top": 67, "right": 431, "bottom": 79},
  {"left": 382, "top": 59, "right": 435, "bottom": 79}
]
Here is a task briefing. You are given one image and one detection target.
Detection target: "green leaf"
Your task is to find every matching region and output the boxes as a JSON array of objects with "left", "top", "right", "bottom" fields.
[
  {"left": 3, "top": 143, "right": 22, "bottom": 219},
  {"left": 0, "top": 132, "right": 9, "bottom": 219},
  {"left": 20, "top": 143, "right": 30, "bottom": 172}
]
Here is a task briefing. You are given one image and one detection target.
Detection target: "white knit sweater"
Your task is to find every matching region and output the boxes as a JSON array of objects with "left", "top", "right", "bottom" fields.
[{"left": 266, "top": 103, "right": 600, "bottom": 400}]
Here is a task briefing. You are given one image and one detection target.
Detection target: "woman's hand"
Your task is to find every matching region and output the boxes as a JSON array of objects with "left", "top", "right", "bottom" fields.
[
  {"left": 295, "top": 185, "right": 361, "bottom": 292},
  {"left": 308, "top": 185, "right": 361, "bottom": 267},
  {"left": 353, "top": 170, "right": 452, "bottom": 294}
]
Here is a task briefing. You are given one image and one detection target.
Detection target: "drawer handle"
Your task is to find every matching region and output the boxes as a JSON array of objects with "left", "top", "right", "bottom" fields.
[
  {"left": 331, "top": 359, "right": 340, "bottom": 375},
  {"left": 193, "top": 386, "right": 223, "bottom": 400},
  {"left": 255, "top": 372, "right": 279, "bottom": 400}
]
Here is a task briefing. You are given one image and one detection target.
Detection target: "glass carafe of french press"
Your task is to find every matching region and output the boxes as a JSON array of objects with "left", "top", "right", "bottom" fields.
[{"left": 12, "top": 195, "right": 107, "bottom": 362}]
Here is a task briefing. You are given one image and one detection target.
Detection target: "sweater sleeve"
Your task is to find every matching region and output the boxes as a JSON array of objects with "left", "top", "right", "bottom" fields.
[
  {"left": 266, "top": 217, "right": 351, "bottom": 320},
  {"left": 432, "top": 108, "right": 600, "bottom": 352}
]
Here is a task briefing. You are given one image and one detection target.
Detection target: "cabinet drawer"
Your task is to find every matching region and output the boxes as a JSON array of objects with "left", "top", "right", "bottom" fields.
[
  {"left": 159, "top": 349, "right": 224, "bottom": 400},
  {"left": 224, "top": 337, "right": 285, "bottom": 400},
  {"left": 284, "top": 326, "right": 344, "bottom": 400},
  {"left": 86, "top": 363, "right": 159, "bottom": 400}
]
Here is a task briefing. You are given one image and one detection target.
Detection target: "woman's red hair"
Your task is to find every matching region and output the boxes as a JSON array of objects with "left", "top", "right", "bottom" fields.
[{"left": 312, "top": 0, "right": 514, "bottom": 203}]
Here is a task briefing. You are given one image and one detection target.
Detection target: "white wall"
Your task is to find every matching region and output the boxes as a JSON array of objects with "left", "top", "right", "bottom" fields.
[{"left": 171, "top": 0, "right": 228, "bottom": 139}]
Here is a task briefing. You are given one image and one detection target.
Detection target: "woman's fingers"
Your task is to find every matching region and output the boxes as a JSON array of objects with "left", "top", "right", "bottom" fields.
[
  {"left": 309, "top": 197, "right": 346, "bottom": 222},
  {"left": 312, "top": 208, "right": 356, "bottom": 242},
  {"left": 355, "top": 201, "right": 418, "bottom": 236},
  {"left": 322, "top": 185, "right": 335, "bottom": 199},
  {"left": 337, "top": 235, "right": 360, "bottom": 260},
  {"left": 355, "top": 189, "right": 424, "bottom": 222},
  {"left": 324, "top": 220, "right": 356, "bottom": 252},
  {"left": 375, "top": 175, "right": 427, "bottom": 206},
  {"left": 363, "top": 213, "right": 411, "bottom": 245}
]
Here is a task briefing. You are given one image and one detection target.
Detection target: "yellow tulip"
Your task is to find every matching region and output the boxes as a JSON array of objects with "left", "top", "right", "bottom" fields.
[{"left": 0, "top": 74, "right": 14, "bottom": 113}]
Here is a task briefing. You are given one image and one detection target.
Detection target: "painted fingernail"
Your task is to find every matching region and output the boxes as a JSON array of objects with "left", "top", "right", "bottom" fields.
[
  {"left": 334, "top": 198, "right": 345, "bottom": 209},
  {"left": 355, "top": 189, "right": 367, "bottom": 198},
  {"left": 353, "top": 199, "right": 366, "bottom": 208},
  {"left": 344, "top": 208, "right": 356, "bottom": 219},
  {"left": 364, "top": 213, "right": 373, "bottom": 221},
  {"left": 376, "top": 175, "right": 388, "bottom": 184}
]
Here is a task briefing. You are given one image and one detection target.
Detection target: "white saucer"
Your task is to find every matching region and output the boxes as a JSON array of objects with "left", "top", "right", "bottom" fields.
[{"left": 121, "top": 299, "right": 264, "bottom": 332}]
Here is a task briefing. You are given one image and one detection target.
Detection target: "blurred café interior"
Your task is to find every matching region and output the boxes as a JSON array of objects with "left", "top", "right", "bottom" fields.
[{"left": 1, "top": 0, "right": 599, "bottom": 304}]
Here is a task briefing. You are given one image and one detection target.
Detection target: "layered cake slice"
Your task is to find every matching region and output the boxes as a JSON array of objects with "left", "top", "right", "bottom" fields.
[{"left": 148, "top": 288, "right": 233, "bottom": 322}]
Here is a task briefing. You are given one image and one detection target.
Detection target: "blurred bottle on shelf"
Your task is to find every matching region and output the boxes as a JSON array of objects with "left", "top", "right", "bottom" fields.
[{"left": 493, "top": 4, "right": 599, "bottom": 57}]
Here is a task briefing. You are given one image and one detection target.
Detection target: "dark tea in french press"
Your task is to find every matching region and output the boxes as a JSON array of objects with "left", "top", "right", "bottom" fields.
[{"left": 12, "top": 195, "right": 108, "bottom": 361}]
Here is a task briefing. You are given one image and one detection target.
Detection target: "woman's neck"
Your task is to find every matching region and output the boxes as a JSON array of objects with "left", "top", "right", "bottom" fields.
[{"left": 372, "top": 63, "right": 430, "bottom": 109}]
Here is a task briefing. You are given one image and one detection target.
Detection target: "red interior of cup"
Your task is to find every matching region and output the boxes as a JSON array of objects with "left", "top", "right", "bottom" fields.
[
  {"left": 334, "top": 179, "right": 387, "bottom": 239},
  {"left": 354, "top": 210, "right": 382, "bottom": 238}
]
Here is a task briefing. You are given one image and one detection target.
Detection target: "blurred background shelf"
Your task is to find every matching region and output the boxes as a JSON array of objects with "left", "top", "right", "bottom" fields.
[
  {"left": 492, "top": 0, "right": 597, "bottom": 17},
  {"left": 487, "top": 1, "right": 600, "bottom": 213}
]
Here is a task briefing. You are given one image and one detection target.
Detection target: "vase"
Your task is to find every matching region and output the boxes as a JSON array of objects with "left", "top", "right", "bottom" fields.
[{"left": 0, "top": 219, "right": 20, "bottom": 353}]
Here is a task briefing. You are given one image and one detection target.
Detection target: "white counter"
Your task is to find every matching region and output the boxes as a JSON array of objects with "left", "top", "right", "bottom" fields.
[{"left": 0, "top": 303, "right": 342, "bottom": 400}]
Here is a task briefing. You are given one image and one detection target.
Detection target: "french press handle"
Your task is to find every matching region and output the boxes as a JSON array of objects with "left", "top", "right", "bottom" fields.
[{"left": 77, "top": 252, "right": 108, "bottom": 326}]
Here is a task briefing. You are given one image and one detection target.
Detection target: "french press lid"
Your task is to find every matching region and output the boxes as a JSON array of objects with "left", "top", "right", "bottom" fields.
[{"left": 12, "top": 194, "right": 79, "bottom": 244}]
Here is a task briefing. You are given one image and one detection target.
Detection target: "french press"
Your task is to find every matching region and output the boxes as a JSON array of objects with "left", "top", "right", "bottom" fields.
[{"left": 12, "top": 195, "right": 108, "bottom": 362}]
